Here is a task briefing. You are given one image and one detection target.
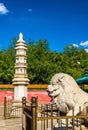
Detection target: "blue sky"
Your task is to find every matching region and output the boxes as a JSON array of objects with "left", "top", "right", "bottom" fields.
[{"left": 0, "top": 0, "right": 88, "bottom": 52}]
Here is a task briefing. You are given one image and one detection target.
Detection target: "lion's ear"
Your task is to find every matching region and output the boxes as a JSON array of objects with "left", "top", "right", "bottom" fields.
[{"left": 58, "top": 77, "right": 65, "bottom": 89}]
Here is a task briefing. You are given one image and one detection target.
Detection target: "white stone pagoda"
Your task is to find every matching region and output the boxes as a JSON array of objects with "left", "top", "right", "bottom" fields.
[{"left": 12, "top": 33, "right": 29, "bottom": 100}]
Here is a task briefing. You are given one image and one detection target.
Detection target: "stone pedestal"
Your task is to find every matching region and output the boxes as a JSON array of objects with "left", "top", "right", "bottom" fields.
[{"left": 10, "top": 100, "right": 23, "bottom": 117}]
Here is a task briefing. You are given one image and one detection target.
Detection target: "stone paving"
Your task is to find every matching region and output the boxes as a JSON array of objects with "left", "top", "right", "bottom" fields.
[{"left": 0, "top": 105, "right": 22, "bottom": 130}]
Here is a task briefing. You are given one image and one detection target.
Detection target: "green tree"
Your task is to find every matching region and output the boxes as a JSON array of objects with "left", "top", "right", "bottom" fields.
[
  {"left": 27, "top": 39, "right": 51, "bottom": 84},
  {"left": 0, "top": 38, "right": 16, "bottom": 84},
  {"left": 0, "top": 38, "right": 88, "bottom": 84}
]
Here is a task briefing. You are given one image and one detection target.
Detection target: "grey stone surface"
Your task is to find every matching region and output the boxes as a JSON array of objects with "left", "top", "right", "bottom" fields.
[
  {"left": 0, "top": 105, "right": 22, "bottom": 130},
  {"left": 0, "top": 118, "right": 22, "bottom": 130}
]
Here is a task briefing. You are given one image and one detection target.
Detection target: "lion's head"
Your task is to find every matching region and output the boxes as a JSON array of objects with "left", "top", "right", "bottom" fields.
[{"left": 47, "top": 73, "right": 80, "bottom": 103}]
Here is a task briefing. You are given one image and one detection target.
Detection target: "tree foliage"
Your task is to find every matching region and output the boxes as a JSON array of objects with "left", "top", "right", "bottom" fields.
[{"left": 0, "top": 38, "right": 88, "bottom": 84}]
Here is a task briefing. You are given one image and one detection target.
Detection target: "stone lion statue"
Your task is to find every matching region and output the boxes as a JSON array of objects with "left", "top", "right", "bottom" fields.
[{"left": 47, "top": 73, "right": 88, "bottom": 128}]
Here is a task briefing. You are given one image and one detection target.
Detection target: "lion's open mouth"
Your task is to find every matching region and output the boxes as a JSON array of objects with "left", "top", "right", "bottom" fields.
[
  {"left": 50, "top": 95, "right": 58, "bottom": 103},
  {"left": 47, "top": 88, "right": 59, "bottom": 103}
]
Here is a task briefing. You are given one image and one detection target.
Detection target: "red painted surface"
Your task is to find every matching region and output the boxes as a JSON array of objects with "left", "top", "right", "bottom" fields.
[{"left": 0, "top": 90, "right": 51, "bottom": 103}]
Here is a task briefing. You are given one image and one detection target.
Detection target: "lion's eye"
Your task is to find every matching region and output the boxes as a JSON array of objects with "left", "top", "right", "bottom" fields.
[{"left": 52, "top": 83, "right": 56, "bottom": 86}]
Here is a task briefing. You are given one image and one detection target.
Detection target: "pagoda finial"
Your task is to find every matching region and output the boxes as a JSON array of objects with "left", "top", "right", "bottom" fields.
[
  {"left": 17, "top": 32, "right": 25, "bottom": 43},
  {"left": 19, "top": 32, "right": 23, "bottom": 40}
]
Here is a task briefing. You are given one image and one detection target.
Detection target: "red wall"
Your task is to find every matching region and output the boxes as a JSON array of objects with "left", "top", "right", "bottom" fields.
[{"left": 0, "top": 90, "right": 51, "bottom": 104}]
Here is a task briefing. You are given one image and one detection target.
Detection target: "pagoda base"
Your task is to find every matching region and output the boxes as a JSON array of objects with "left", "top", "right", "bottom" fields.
[{"left": 10, "top": 100, "right": 23, "bottom": 117}]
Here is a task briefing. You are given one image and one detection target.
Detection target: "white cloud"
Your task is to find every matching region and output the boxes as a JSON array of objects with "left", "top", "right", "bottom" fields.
[
  {"left": 0, "top": 3, "right": 9, "bottom": 15},
  {"left": 80, "top": 41, "right": 88, "bottom": 47},
  {"left": 72, "top": 44, "right": 78, "bottom": 47},
  {"left": 28, "top": 8, "right": 32, "bottom": 12}
]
